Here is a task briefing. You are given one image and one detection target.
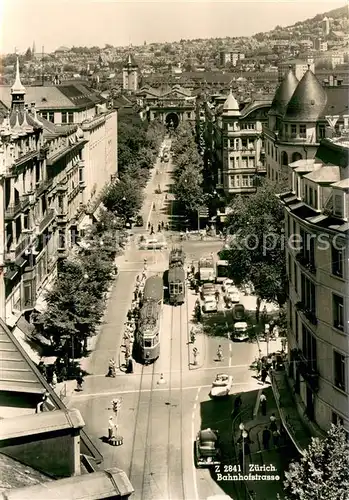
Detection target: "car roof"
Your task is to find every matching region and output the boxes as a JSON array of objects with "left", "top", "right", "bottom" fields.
[
  {"left": 203, "top": 283, "right": 215, "bottom": 288},
  {"left": 200, "top": 429, "right": 218, "bottom": 441}
]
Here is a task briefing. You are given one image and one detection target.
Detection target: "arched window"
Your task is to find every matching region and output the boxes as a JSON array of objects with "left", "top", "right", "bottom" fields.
[
  {"left": 292, "top": 152, "right": 302, "bottom": 162},
  {"left": 281, "top": 151, "right": 288, "bottom": 166}
]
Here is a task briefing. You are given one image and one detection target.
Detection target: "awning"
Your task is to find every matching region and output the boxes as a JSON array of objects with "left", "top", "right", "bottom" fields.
[
  {"left": 78, "top": 214, "right": 92, "bottom": 231},
  {"left": 92, "top": 202, "right": 107, "bottom": 222},
  {"left": 4, "top": 268, "right": 18, "bottom": 281},
  {"left": 5, "top": 310, "right": 22, "bottom": 328},
  {"left": 34, "top": 295, "right": 48, "bottom": 314}
]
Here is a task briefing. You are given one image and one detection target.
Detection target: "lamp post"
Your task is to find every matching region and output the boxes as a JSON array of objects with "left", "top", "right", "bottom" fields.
[{"left": 239, "top": 423, "right": 248, "bottom": 475}]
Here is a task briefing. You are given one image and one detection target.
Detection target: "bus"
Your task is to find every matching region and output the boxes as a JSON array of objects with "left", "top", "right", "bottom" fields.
[{"left": 216, "top": 260, "right": 229, "bottom": 284}]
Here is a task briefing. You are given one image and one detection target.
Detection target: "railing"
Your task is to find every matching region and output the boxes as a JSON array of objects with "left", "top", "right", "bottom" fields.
[
  {"left": 36, "top": 178, "right": 53, "bottom": 196},
  {"left": 295, "top": 252, "right": 316, "bottom": 275},
  {"left": 291, "top": 348, "right": 319, "bottom": 392},
  {"left": 15, "top": 234, "right": 32, "bottom": 258},
  {"left": 295, "top": 301, "right": 317, "bottom": 326},
  {"left": 278, "top": 133, "right": 316, "bottom": 144},
  {"left": 38, "top": 208, "right": 56, "bottom": 233},
  {"left": 5, "top": 202, "right": 22, "bottom": 219}
]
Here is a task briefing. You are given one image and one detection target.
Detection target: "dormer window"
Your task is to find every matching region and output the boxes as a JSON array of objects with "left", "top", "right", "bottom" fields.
[
  {"left": 333, "top": 193, "right": 344, "bottom": 218},
  {"left": 291, "top": 124, "right": 297, "bottom": 137},
  {"left": 299, "top": 124, "right": 306, "bottom": 138}
]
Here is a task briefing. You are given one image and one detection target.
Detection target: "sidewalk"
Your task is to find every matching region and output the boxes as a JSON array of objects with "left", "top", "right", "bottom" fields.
[{"left": 232, "top": 387, "right": 296, "bottom": 500}]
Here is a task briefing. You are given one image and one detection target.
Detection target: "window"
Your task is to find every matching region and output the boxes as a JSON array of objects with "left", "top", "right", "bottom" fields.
[
  {"left": 333, "top": 194, "right": 343, "bottom": 217},
  {"left": 242, "top": 175, "right": 249, "bottom": 187},
  {"left": 295, "top": 312, "right": 299, "bottom": 342},
  {"left": 333, "top": 294, "right": 344, "bottom": 331},
  {"left": 332, "top": 412, "right": 344, "bottom": 426},
  {"left": 241, "top": 138, "right": 248, "bottom": 149},
  {"left": 41, "top": 112, "right": 48, "bottom": 120},
  {"left": 248, "top": 157, "right": 254, "bottom": 168},
  {"left": 301, "top": 274, "right": 316, "bottom": 313},
  {"left": 332, "top": 243, "right": 344, "bottom": 278},
  {"left": 318, "top": 125, "right": 325, "bottom": 139},
  {"left": 289, "top": 300, "right": 293, "bottom": 330},
  {"left": 291, "top": 124, "right": 297, "bottom": 136},
  {"left": 62, "top": 112, "right": 67, "bottom": 124},
  {"left": 299, "top": 124, "right": 306, "bottom": 138},
  {"left": 241, "top": 157, "right": 247, "bottom": 168},
  {"left": 48, "top": 112, "right": 54, "bottom": 123},
  {"left": 144, "top": 339, "right": 152, "bottom": 348},
  {"left": 288, "top": 253, "right": 292, "bottom": 280},
  {"left": 284, "top": 124, "right": 289, "bottom": 135},
  {"left": 68, "top": 112, "right": 74, "bottom": 124},
  {"left": 299, "top": 228, "right": 315, "bottom": 267},
  {"left": 187, "top": 112, "right": 191, "bottom": 118},
  {"left": 334, "top": 351, "right": 346, "bottom": 391},
  {"left": 302, "top": 324, "right": 317, "bottom": 371}
]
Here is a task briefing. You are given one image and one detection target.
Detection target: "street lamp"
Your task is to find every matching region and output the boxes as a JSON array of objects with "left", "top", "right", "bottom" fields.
[{"left": 239, "top": 423, "right": 248, "bottom": 474}]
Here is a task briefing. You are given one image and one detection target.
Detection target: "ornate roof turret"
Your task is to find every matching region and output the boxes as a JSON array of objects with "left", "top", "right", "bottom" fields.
[
  {"left": 11, "top": 57, "right": 26, "bottom": 96},
  {"left": 222, "top": 89, "right": 240, "bottom": 116},
  {"left": 124, "top": 53, "right": 138, "bottom": 68},
  {"left": 284, "top": 68, "right": 327, "bottom": 122},
  {"left": 268, "top": 67, "right": 298, "bottom": 117}
]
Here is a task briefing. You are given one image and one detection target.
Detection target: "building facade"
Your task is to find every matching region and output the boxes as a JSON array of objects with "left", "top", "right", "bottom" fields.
[
  {"left": 278, "top": 60, "right": 315, "bottom": 82},
  {"left": 0, "top": 60, "right": 118, "bottom": 326},
  {"left": 198, "top": 91, "right": 271, "bottom": 200},
  {"left": 137, "top": 84, "right": 196, "bottom": 128},
  {"left": 280, "top": 135, "right": 349, "bottom": 435},
  {"left": 264, "top": 67, "right": 349, "bottom": 184}
]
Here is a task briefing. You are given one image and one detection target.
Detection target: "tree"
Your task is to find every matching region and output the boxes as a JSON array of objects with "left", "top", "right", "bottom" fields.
[
  {"left": 25, "top": 47, "right": 32, "bottom": 60},
  {"left": 102, "top": 175, "right": 143, "bottom": 219},
  {"left": 223, "top": 179, "right": 287, "bottom": 307},
  {"left": 174, "top": 165, "right": 204, "bottom": 215},
  {"left": 282, "top": 425, "right": 349, "bottom": 500}
]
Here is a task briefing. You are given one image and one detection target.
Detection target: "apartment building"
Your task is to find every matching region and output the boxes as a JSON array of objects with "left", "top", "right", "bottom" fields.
[
  {"left": 199, "top": 91, "right": 271, "bottom": 200},
  {"left": 264, "top": 66, "right": 348, "bottom": 184},
  {"left": 0, "top": 59, "right": 117, "bottom": 328},
  {"left": 279, "top": 136, "right": 349, "bottom": 435},
  {"left": 278, "top": 60, "right": 315, "bottom": 82}
]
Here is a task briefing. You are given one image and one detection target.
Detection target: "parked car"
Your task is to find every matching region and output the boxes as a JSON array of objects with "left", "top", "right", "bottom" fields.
[
  {"left": 201, "top": 283, "right": 215, "bottom": 300},
  {"left": 202, "top": 296, "right": 217, "bottom": 313},
  {"left": 233, "top": 321, "right": 249, "bottom": 341},
  {"left": 222, "top": 278, "right": 234, "bottom": 292},
  {"left": 210, "top": 374, "right": 233, "bottom": 398},
  {"left": 194, "top": 428, "right": 221, "bottom": 468},
  {"left": 232, "top": 304, "right": 245, "bottom": 321},
  {"left": 135, "top": 215, "right": 143, "bottom": 227}
]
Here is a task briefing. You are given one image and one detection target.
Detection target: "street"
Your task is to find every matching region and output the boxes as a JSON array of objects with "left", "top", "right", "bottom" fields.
[{"left": 66, "top": 140, "right": 283, "bottom": 500}]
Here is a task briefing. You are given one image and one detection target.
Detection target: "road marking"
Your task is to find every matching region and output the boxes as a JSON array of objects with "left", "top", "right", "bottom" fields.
[
  {"left": 229, "top": 344, "right": 232, "bottom": 367},
  {"left": 195, "top": 391, "right": 199, "bottom": 401},
  {"left": 69, "top": 382, "right": 253, "bottom": 399},
  {"left": 193, "top": 403, "right": 197, "bottom": 410}
]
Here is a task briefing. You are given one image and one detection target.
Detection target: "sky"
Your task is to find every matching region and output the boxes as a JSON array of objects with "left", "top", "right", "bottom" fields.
[{"left": 0, "top": 0, "right": 345, "bottom": 54}]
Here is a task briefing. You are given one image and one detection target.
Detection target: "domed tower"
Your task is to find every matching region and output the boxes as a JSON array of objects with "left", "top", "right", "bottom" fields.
[
  {"left": 122, "top": 53, "right": 139, "bottom": 93},
  {"left": 221, "top": 90, "right": 242, "bottom": 194},
  {"left": 268, "top": 67, "right": 298, "bottom": 131}
]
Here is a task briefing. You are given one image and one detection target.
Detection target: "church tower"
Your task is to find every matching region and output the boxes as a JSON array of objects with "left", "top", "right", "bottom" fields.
[
  {"left": 122, "top": 54, "right": 139, "bottom": 93},
  {"left": 11, "top": 57, "right": 26, "bottom": 113}
]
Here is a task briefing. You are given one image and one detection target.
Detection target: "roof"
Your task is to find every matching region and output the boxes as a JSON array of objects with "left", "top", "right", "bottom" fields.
[
  {"left": 143, "top": 275, "right": 163, "bottom": 302},
  {"left": 124, "top": 53, "right": 138, "bottom": 67},
  {"left": 303, "top": 166, "right": 340, "bottom": 183},
  {"left": 11, "top": 58, "right": 25, "bottom": 95},
  {"left": 168, "top": 266, "right": 185, "bottom": 282},
  {"left": 240, "top": 99, "right": 272, "bottom": 118},
  {"left": 199, "top": 428, "right": 218, "bottom": 442},
  {"left": 0, "top": 453, "right": 52, "bottom": 493},
  {"left": 284, "top": 70, "right": 327, "bottom": 122},
  {"left": 331, "top": 178, "right": 349, "bottom": 189},
  {"left": 316, "top": 139, "right": 349, "bottom": 168},
  {"left": 222, "top": 90, "right": 240, "bottom": 116},
  {"left": 0, "top": 317, "right": 47, "bottom": 394},
  {"left": 1, "top": 467, "right": 134, "bottom": 500},
  {"left": 319, "top": 86, "right": 349, "bottom": 119},
  {"left": 268, "top": 68, "right": 299, "bottom": 116},
  {"left": 0, "top": 409, "right": 85, "bottom": 440}
]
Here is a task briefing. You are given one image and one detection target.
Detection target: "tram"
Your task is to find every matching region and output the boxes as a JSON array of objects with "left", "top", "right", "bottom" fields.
[
  {"left": 137, "top": 275, "right": 163, "bottom": 363},
  {"left": 169, "top": 247, "right": 185, "bottom": 267},
  {"left": 168, "top": 265, "right": 185, "bottom": 305}
]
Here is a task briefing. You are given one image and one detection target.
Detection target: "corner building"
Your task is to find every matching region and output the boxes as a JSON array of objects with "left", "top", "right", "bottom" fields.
[
  {"left": 264, "top": 66, "right": 348, "bottom": 184},
  {"left": 280, "top": 136, "right": 349, "bottom": 434}
]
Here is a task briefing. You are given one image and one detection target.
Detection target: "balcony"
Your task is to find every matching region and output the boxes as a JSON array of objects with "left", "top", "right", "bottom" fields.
[
  {"left": 278, "top": 133, "right": 317, "bottom": 144},
  {"left": 38, "top": 143, "right": 49, "bottom": 160},
  {"left": 38, "top": 208, "right": 56, "bottom": 234},
  {"left": 4, "top": 202, "right": 22, "bottom": 220},
  {"left": 295, "top": 301, "right": 318, "bottom": 326},
  {"left": 15, "top": 233, "right": 33, "bottom": 258},
  {"left": 295, "top": 252, "right": 316, "bottom": 275},
  {"left": 36, "top": 178, "right": 53, "bottom": 196},
  {"left": 290, "top": 349, "right": 319, "bottom": 392},
  {"left": 56, "top": 206, "right": 68, "bottom": 224}
]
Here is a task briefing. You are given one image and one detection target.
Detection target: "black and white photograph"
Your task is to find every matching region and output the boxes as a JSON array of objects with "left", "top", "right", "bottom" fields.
[{"left": 0, "top": 1, "right": 348, "bottom": 499}]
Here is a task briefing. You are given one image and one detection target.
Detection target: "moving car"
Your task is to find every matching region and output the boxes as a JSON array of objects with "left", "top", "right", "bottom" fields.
[
  {"left": 140, "top": 237, "right": 167, "bottom": 250},
  {"left": 232, "top": 304, "right": 245, "bottom": 321},
  {"left": 194, "top": 428, "right": 221, "bottom": 468},
  {"left": 224, "top": 287, "right": 240, "bottom": 305},
  {"left": 210, "top": 373, "right": 233, "bottom": 398},
  {"left": 201, "top": 283, "right": 216, "bottom": 300},
  {"left": 135, "top": 215, "right": 143, "bottom": 227},
  {"left": 233, "top": 321, "right": 249, "bottom": 341},
  {"left": 202, "top": 296, "right": 217, "bottom": 313}
]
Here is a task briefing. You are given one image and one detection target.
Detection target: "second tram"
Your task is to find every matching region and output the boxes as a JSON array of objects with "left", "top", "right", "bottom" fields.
[{"left": 168, "top": 265, "right": 185, "bottom": 305}]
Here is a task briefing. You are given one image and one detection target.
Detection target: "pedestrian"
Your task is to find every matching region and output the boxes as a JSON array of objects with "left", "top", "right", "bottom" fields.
[
  {"left": 260, "top": 391, "right": 267, "bottom": 416},
  {"left": 262, "top": 427, "right": 271, "bottom": 450},
  {"left": 76, "top": 372, "right": 84, "bottom": 392},
  {"left": 161, "top": 221, "right": 164, "bottom": 229},
  {"left": 138, "top": 290, "right": 142, "bottom": 300},
  {"left": 260, "top": 367, "right": 268, "bottom": 384},
  {"left": 38, "top": 359, "right": 47, "bottom": 379},
  {"left": 108, "top": 416, "right": 116, "bottom": 441},
  {"left": 60, "top": 365, "right": 67, "bottom": 381},
  {"left": 148, "top": 221, "right": 151, "bottom": 229},
  {"left": 256, "top": 358, "right": 262, "bottom": 378},
  {"left": 270, "top": 414, "right": 277, "bottom": 432},
  {"left": 271, "top": 353, "right": 277, "bottom": 370},
  {"left": 279, "top": 424, "right": 287, "bottom": 444},
  {"left": 51, "top": 371, "right": 57, "bottom": 389},
  {"left": 256, "top": 297, "right": 261, "bottom": 323},
  {"left": 127, "top": 309, "right": 133, "bottom": 321},
  {"left": 190, "top": 329, "right": 196, "bottom": 344},
  {"left": 281, "top": 338, "right": 287, "bottom": 352},
  {"left": 150, "top": 224, "right": 154, "bottom": 235},
  {"left": 272, "top": 429, "right": 280, "bottom": 447}
]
